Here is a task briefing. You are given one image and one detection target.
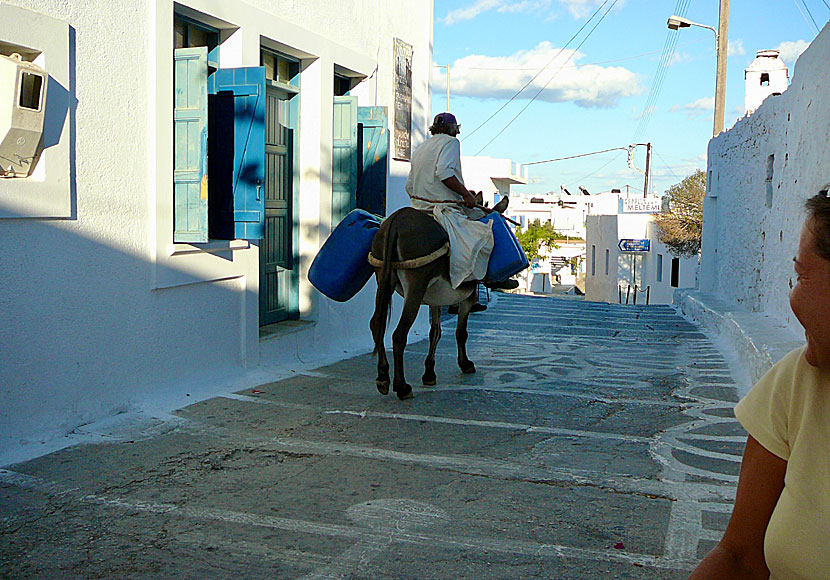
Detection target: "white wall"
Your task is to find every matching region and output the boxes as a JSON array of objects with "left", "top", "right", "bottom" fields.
[
  {"left": 585, "top": 214, "right": 696, "bottom": 304},
  {"left": 461, "top": 156, "right": 527, "bottom": 209},
  {"left": 0, "top": 0, "right": 433, "bottom": 456},
  {"left": 701, "top": 22, "right": 830, "bottom": 335}
]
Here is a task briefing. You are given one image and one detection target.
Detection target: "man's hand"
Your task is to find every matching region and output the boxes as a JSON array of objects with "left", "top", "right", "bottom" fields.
[{"left": 441, "top": 176, "right": 478, "bottom": 208}]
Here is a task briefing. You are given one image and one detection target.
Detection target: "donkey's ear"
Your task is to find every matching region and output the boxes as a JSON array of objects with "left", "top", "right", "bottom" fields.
[{"left": 492, "top": 196, "right": 509, "bottom": 214}]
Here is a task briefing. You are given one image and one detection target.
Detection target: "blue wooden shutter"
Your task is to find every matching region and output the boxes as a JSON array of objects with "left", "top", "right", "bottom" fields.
[
  {"left": 173, "top": 47, "right": 209, "bottom": 243},
  {"left": 357, "top": 106, "right": 388, "bottom": 217},
  {"left": 208, "top": 66, "right": 266, "bottom": 239},
  {"left": 332, "top": 96, "right": 358, "bottom": 227}
]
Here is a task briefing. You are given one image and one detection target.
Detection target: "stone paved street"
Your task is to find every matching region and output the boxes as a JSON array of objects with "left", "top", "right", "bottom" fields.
[{"left": 0, "top": 293, "right": 747, "bottom": 579}]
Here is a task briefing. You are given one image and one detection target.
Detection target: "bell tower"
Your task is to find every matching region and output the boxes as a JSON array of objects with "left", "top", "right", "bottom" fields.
[{"left": 745, "top": 49, "right": 789, "bottom": 114}]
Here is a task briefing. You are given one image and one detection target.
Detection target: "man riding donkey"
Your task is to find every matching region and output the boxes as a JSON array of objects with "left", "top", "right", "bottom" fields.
[
  {"left": 368, "top": 112, "right": 519, "bottom": 400},
  {"left": 405, "top": 112, "right": 518, "bottom": 297}
]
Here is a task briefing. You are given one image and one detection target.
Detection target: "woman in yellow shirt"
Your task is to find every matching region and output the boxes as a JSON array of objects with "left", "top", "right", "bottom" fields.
[{"left": 688, "top": 191, "right": 830, "bottom": 580}]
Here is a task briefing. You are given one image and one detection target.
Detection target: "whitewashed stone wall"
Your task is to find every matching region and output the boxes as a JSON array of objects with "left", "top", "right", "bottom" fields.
[{"left": 701, "top": 23, "right": 830, "bottom": 335}]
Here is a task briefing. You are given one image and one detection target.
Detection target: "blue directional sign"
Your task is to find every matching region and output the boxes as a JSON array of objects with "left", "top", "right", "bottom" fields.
[{"left": 618, "top": 238, "right": 650, "bottom": 252}]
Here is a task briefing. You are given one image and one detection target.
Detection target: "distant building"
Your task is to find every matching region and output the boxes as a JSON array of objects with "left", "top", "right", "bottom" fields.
[
  {"left": 583, "top": 194, "right": 696, "bottom": 305},
  {"left": 745, "top": 49, "right": 789, "bottom": 115},
  {"left": 461, "top": 156, "right": 528, "bottom": 209}
]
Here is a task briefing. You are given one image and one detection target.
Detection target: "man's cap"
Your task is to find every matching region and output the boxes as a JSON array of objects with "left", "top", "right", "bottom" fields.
[{"left": 432, "top": 112, "right": 459, "bottom": 126}]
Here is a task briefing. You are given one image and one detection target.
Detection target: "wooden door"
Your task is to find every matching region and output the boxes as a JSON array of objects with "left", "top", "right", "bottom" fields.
[{"left": 260, "top": 87, "right": 297, "bottom": 325}]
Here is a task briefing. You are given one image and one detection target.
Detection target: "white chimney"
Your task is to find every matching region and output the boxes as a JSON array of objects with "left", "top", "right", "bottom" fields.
[{"left": 745, "top": 49, "right": 788, "bottom": 115}]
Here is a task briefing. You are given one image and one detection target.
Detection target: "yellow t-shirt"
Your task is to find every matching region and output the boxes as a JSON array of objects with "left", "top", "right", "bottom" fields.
[{"left": 734, "top": 346, "right": 830, "bottom": 580}]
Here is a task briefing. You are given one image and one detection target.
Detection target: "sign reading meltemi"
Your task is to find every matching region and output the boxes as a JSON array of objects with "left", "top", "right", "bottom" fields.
[
  {"left": 618, "top": 239, "right": 650, "bottom": 252},
  {"left": 622, "top": 198, "right": 662, "bottom": 213}
]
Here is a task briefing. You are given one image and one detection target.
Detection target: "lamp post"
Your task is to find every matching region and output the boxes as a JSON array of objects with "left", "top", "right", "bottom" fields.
[
  {"left": 667, "top": 3, "right": 729, "bottom": 136},
  {"left": 435, "top": 64, "right": 451, "bottom": 111}
]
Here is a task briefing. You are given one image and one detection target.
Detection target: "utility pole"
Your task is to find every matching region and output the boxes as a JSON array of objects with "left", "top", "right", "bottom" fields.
[
  {"left": 435, "top": 64, "right": 451, "bottom": 111},
  {"left": 714, "top": 0, "right": 729, "bottom": 136},
  {"left": 643, "top": 142, "right": 652, "bottom": 198}
]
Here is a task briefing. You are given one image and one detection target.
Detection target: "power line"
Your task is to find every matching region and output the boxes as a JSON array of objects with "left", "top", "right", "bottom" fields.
[
  {"left": 460, "top": 0, "right": 613, "bottom": 143},
  {"left": 800, "top": 0, "right": 821, "bottom": 30},
  {"left": 525, "top": 147, "right": 629, "bottom": 165},
  {"left": 474, "top": 0, "right": 620, "bottom": 155},
  {"left": 450, "top": 38, "right": 707, "bottom": 71},
  {"left": 792, "top": 0, "right": 820, "bottom": 32},
  {"left": 575, "top": 150, "right": 626, "bottom": 182},
  {"left": 631, "top": 0, "right": 691, "bottom": 142},
  {"left": 654, "top": 150, "right": 684, "bottom": 182}
]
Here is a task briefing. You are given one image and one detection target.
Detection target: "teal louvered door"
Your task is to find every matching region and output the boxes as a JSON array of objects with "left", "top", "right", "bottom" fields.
[
  {"left": 173, "top": 47, "right": 209, "bottom": 243},
  {"left": 208, "top": 66, "right": 267, "bottom": 240},
  {"left": 260, "top": 87, "right": 297, "bottom": 325},
  {"left": 332, "top": 96, "right": 358, "bottom": 227},
  {"left": 357, "top": 106, "right": 388, "bottom": 217}
]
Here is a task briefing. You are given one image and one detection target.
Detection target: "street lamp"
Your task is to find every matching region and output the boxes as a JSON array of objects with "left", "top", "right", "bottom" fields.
[
  {"left": 435, "top": 64, "right": 451, "bottom": 112},
  {"left": 667, "top": 13, "right": 727, "bottom": 136}
]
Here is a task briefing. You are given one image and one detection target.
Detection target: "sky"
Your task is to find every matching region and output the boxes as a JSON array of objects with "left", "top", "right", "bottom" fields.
[{"left": 431, "top": 0, "right": 825, "bottom": 197}]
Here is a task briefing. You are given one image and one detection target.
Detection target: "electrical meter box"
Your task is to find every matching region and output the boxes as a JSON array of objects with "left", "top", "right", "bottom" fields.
[{"left": 0, "top": 53, "right": 48, "bottom": 177}]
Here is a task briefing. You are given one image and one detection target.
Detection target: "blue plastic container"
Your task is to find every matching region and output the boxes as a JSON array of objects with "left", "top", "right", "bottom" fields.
[
  {"left": 309, "top": 209, "right": 381, "bottom": 302},
  {"left": 479, "top": 212, "right": 529, "bottom": 281}
]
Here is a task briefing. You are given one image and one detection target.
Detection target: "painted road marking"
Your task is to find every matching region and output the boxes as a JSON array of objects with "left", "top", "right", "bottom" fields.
[{"left": 0, "top": 469, "right": 698, "bottom": 572}]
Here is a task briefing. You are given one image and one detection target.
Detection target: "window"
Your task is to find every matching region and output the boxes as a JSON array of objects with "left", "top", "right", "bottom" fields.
[
  {"left": 173, "top": 15, "right": 266, "bottom": 243},
  {"left": 263, "top": 52, "right": 298, "bottom": 86},
  {"left": 334, "top": 74, "right": 352, "bottom": 96},
  {"left": 604, "top": 249, "right": 609, "bottom": 275},
  {"left": 671, "top": 257, "right": 680, "bottom": 288},
  {"left": 760, "top": 72, "right": 770, "bottom": 87},
  {"left": 591, "top": 245, "right": 596, "bottom": 276},
  {"left": 656, "top": 253, "right": 663, "bottom": 282},
  {"left": 174, "top": 19, "right": 218, "bottom": 51}
]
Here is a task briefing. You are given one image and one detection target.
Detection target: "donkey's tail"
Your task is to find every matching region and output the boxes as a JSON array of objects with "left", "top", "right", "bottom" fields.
[{"left": 372, "top": 218, "right": 398, "bottom": 357}]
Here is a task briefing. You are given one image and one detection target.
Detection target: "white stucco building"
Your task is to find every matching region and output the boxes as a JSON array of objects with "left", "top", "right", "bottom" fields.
[
  {"left": 744, "top": 49, "right": 789, "bottom": 115},
  {"left": 0, "top": 0, "right": 434, "bottom": 459},
  {"left": 684, "top": 24, "right": 830, "bottom": 381},
  {"left": 461, "top": 155, "right": 528, "bottom": 208},
  {"left": 583, "top": 194, "right": 697, "bottom": 305}
]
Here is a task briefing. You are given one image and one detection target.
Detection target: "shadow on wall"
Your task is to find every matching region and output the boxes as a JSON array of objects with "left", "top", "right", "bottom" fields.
[{"left": 0, "top": 215, "right": 255, "bottom": 457}]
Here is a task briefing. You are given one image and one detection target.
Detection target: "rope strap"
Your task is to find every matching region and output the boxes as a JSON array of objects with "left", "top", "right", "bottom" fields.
[
  {"left": 408, "top": 194, "right": 464, "bottom": 205},
  {"left": 368, "top": 243, "right": 450, "bottom": 269}
]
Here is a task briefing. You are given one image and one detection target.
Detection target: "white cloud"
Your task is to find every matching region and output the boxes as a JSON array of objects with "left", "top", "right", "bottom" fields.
[
  {"left": 728, "top": 40, "right": 746, "bottom": 57},
  {"left": 559, "top": 0, "right": 600, "bottom": 18},
  {"left": 776, "top": 40, "right": 810, "bottom": 67},
  {"left": 559, "top": 0, "right": 622, "bottom": 18},
  {"left": 443, "top": 0, "right": 503, "bottom": 25},
  {"left": 669, "top": 52, "right": 690, "bottom": 66},
  {"left": 441, "top": 0, "right": 620, "bottom": 24},
  {"left": 437, "top": 41, "right": 642, "bottom": 108},
  {"left": 670, "top": 97, "right": 714, "bottom": 117}
]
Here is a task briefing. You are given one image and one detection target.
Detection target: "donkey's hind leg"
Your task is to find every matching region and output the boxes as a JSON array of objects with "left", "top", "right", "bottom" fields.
[
  {"left": 455, "top": 292, "right": 478, "bottom": 374},
  {"left": 422, "top": 306, "right": 443, "bottom": 386}
]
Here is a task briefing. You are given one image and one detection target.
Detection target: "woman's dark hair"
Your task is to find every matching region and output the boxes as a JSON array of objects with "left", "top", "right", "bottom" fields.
[{"left": 806, "top": 190, "right": 830, "bottom": 260}]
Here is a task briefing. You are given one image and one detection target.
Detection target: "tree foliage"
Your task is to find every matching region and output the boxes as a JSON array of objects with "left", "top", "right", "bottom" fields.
[
  {"left": 655, "top": 169, "right": 706, "bottom": 258},
  {"left": 515, "top": 220, "right": 562, "bottom": 263}
]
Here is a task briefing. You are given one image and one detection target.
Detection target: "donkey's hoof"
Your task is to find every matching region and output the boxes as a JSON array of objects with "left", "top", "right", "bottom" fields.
[
  {"left": 395, "top": 385, "right": 414, "bottom": 400},
  {"left": 376, "top": 380, "right": 390, "bottom": 395},
  {"left": 459, "top": 360, "right": 476, "bottom": 374}
]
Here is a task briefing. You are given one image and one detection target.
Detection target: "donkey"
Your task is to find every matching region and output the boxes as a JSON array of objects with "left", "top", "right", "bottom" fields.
[{"left": 369, "top": 204, "right": 507, "bottom": 400}]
